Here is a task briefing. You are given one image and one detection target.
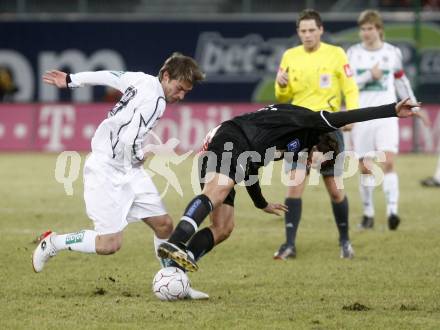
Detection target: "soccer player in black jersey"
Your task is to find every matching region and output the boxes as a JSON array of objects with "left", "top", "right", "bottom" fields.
[{"left": 158, "top": 99, "right": 419, "bottom": 272}]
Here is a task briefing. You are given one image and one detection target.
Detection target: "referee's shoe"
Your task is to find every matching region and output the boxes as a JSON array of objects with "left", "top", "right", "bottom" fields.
[{"left": 340, "top": 240, "right": 355, "bottom": 259}]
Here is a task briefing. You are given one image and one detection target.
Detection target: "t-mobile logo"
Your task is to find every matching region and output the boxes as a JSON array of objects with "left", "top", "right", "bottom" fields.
[{"left": 38, "top": 105, "right": 76, "bottom": 151}]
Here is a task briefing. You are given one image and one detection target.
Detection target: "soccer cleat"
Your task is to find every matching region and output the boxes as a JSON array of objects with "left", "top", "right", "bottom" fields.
[
  {"left": 157, "top": 242, "right": 199, "bottom": 272},
  {"left": 420, "top": 177, "right": 440, "bottom": 187},
  {"left": 358, "top": 215, "right": 374, "bottom": 230},
  {"left": 33, "top": 230, "right": 53, "bottom": 244},
  {"left": 388, "top": 214, "right": 400, "bottom": 230},
  {"left": 340, "top": 241, "right": 355, "bottom": 259},
  {"left": 273, "top": 243, "right": 296, "bottom": 260},
  {"left": 185, "top": 286, "right": 209, "bottom": 300},
  {"left": 32, "top": 231, "right": 57, "bottom": 273}
]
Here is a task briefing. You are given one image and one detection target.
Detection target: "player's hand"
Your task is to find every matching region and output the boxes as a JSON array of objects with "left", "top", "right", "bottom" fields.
[
  {"left": 43, "top": 70, "right": 68, "bottom": 88},
  {"left": 276, "top": 67, "right": 289, "bottom": 88},
  {"left": 370, "top": 63, "right": 383, "bottom": 80},
  {"left": 263, "top": 203, "right": 288, "bottom": 216},
  {"left": 395, "top": 98, "right": 420, "bottom": 118}
]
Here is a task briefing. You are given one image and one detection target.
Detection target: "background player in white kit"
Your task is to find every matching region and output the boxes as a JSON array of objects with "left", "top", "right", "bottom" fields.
[
  {"left": 32, "top": 53, "right": 208, "bottom": 299},
  {"left": 347, "top": 10, "right": 428, "bottom": 230}
]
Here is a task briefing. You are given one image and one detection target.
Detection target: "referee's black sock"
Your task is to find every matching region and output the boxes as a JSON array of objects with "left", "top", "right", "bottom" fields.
[
  {"left": 187, "top": 227, "right": 215, "bottom": 261},
  {"left": 331, "top": 196, "right": 349, "bottom": 242},
  {"left": 284, "top": 198, "right": 302, "bottom": 246},
  {"left": 168, "top": 194, "right": 213, "bottom": 246}
]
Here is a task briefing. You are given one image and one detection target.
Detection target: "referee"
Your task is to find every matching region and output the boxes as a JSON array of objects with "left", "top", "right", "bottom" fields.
[{"left": 274, "top": 9, "right": 359, "bottom": 260}]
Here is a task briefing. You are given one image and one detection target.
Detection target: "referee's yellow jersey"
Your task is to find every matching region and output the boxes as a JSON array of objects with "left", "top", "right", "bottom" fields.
[{"left": 275, "top": 42, "right": 359, "bottom": 112}]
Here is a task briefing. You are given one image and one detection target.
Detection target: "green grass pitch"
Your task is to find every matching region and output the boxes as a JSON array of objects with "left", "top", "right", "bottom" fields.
[{"left": 0, "top": 153, "right": 439, "bottom": 329}]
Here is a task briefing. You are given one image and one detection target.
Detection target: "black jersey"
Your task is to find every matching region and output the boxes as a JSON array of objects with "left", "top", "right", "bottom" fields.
[
  {"left": 228, "top": 103, "right": 397, "bottom": 160},
  {"left": 204, "top": 102, "right": 397, "bottom": 209},
  {"left": 228, "top": 104, "right": 335, "bottom": 159}
]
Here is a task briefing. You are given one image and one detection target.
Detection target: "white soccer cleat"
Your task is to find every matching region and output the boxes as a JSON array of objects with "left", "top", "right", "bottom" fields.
[
  {"left": 32, "top": 231, "right": 57, "bottom": 273},
  {"left": 185, "top": 286, "right": 209, "bottom": 300}
]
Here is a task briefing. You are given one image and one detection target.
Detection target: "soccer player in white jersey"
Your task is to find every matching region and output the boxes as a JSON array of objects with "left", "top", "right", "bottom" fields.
[
  {"left": 32, "top": 53, "right": 208, "bottom": 299},
  {"left": 347, "top": 10, "right": 428, "bottom": 230}
]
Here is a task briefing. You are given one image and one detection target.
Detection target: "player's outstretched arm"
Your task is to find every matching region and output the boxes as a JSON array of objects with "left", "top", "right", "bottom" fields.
[
  {"left": 323, "top": 98, "right": 419, "bottom": 129},
  {"left": 42, "top": 70, "right": 68, "bottom": 88}
]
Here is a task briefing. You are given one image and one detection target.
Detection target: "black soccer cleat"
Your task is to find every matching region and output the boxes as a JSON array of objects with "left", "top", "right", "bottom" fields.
[
  {"left": 340, "top": 240, "right": 355, "bottom": 259},
  {"left": 420, "top": 177, "right": 440, "bottom": 187},
  {"left": 388, "top": 214, "right": 400, "bottom": 230},
  {"left": 157, "top": 242, "right": 199, "bottom": 272},
  {"left": 358, "top": 215, "right": 374, "bottom": 230},
  {"left": 273, "top": 243, "right": 296, "bottom": 260}
]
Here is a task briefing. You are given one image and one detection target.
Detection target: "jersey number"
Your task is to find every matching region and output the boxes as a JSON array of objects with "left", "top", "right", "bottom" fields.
[{"left": 108, "top": 86, "right": 137, "bottom": 117}]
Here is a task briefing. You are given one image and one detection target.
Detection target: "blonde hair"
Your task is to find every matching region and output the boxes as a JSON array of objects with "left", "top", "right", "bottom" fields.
[{"left": 358, "top": 10, "right": 384, "bottom": 40}]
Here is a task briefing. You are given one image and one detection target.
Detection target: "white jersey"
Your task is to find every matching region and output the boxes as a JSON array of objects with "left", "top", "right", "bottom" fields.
[
  {"left": 69, "top": 71, "right": 166, "bottom": 167},
  {"left": 347, "top": 42, "right": 416, "bottom": 107}
]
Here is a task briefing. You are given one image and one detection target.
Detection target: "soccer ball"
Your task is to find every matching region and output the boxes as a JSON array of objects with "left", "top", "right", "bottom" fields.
[{"left": 152, "top": 267, "right": 189, "bottom": 301}]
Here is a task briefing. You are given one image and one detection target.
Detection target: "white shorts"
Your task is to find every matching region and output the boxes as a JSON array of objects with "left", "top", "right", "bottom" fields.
[
  {"left": 351, "top": 117, "right": 399, "bottom": 158},
  {"left": 83, "top": 153, "right": 167, "bottom": 234}
]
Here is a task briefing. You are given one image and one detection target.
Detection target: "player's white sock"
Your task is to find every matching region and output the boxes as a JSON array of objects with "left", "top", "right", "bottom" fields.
[
  {"left": 360, "top": 174, "right": 375, "bottom": 217},
  {"left": 52, "top": 230, "right": 97, "bottom": 253},
  {"left": 154, "top": 235, "right": 168, "bottom": 267},
  {"left": 434, "top": 157, "right": 440, "bottom": 182},
  {"left": 383, "top": 172, "right": 399, "bottom": 216}
]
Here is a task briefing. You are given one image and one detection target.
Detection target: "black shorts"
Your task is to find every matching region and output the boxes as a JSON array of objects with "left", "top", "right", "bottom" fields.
[{"left": 198, "top": 122, "right": 251, "bottom": 207}]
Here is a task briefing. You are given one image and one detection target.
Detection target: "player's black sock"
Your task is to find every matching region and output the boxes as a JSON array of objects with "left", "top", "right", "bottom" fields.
[
  {"left": 168, "top": 194, "right": 213, "bottom": 245},
  {"left": 187, "top": 227, "right": 215, "bottom": 261},
  {"left": 331, "top": 196, "right": 349, "bottom": 242},
  {"left": 284, "top": 198, "right": 302, "bottom": 246}
]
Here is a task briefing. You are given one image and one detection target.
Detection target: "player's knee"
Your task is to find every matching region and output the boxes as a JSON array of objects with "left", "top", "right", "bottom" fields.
[
  {"left": 221, "top": 222, "right": 234, "bottom": 240},
  {"left": 359, "top": 158, "right": 373, "bottom": 174},
  {"left": 328, "top": 189, "right": 344, "bottom": 203},
  {"left": 155, "top": 216, "right": 174, "bottom": 237},
  {"left": 383, "top": 160, "right": 394, "bottom": 173},
  {"left": 286, "top": 185, "right": 303, "bottom": 198},
  {"left": 144, "top": 215, "right": 174, "bottom": 238},
  {"left": 159, "top": 218, "right": 173, "bottom": 237},
  {"left": 212, "top": 221, "right": 234, "bottom": 242}
]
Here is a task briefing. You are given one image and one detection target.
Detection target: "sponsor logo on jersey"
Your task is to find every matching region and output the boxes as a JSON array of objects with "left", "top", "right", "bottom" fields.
[
  {"left": 343, "top": 64, "right": 353, "bottom": 77},
  {"left": 287, "top": 139, "right": 300, "bottom": 153}
]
